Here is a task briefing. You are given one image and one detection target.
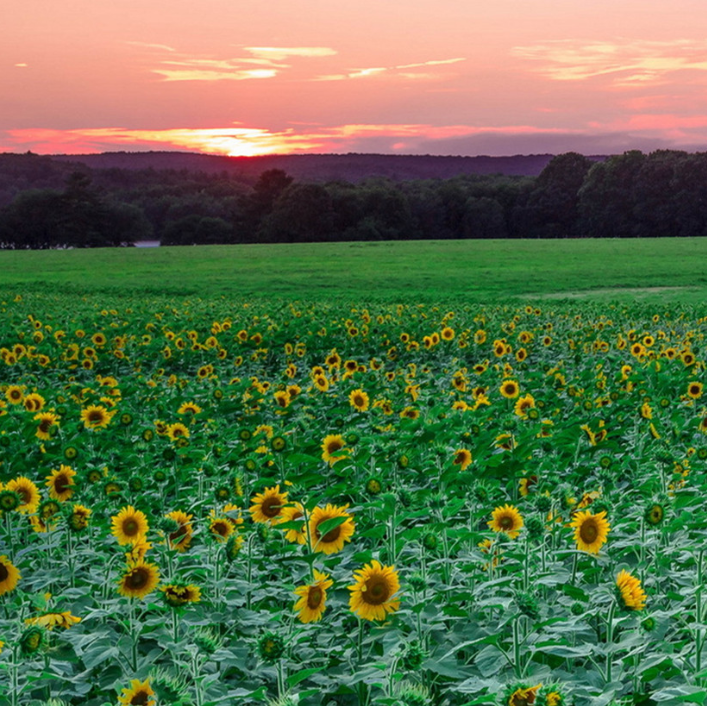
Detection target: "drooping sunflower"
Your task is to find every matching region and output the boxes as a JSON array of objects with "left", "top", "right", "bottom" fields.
[
  {"left": 294, "top": 570, "right": 333, "bottom": 623},
  {"left": 321, "top": 434, "right": 348, "bottom": 465},
  {"left": 68, "top": 504, "right": 92, "bottom": 532},
  {"left": 80, "top": 404, "right": 114, "bottom": 430},
  {"left": 45, "top": 465, "right": 77, "bottom": 502},
  {"left": 0, "top": 555, "right": 21, "bottom": 595},
  {"left": 161, "top": 583, "right": 202, "bottom": 607},
  {"left": 616, "top": 569, "right": 647, "bottom": 611},
  {"left": 6, "top": 477, "right": 40, "bottom": 514},
  {"left": 249, "top": 485, "right": 288, "bottom": 524},
  {"left": 309, "top": 504, "right": 355, "bottom": 554},
  {"left": 277, "top": 502, "right": 307, "bottom": 544},
  {"left": 111, "top": 506, "right": 149, "bottom": 546},
  {"left": 453, "top": 448, "right": 472, "bottom": 471},
  {"left": 506, "top": 683, "right": 542, "bottom": 706},
  {"left": 349, "top": 388, "right": 370, "bottom": 412},
  {"left": 25, "top": 611, "right": 81, "bottom": 630},
  {"left": 118, "top": 678, "right": 156, "bottom": 706},
  {"left": 570, "top": 510, "right": 610, "bottom": 554},
  {"left": 488, "top": 504, "right": 524, "bottom": 539},
  {"left": 348, "top": 560, "right": 400, "bottom": 622},
  {"left": 34, "top": 411, "right": 59, "bottom": 440},
  {"left": 118, "top": 561, "right": 160, "bottom": 600},
  {"left": 164, "top": 510, "right": 193, "bottom": 552}
]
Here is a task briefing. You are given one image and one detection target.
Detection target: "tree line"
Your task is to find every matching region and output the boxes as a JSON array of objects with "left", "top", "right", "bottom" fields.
[{"left": 2, "top": 149, "right": 707, "bottom": 248}]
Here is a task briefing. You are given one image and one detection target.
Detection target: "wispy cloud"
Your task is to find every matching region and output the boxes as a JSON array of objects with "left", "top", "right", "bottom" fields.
[
  {"left": 315, "top": 57, "right": 465, "bottom": 81},
  {"left": 512, "top": 39, "right": 707, "bottom": 87},
  {"left": 126, "top": 41, "right": 176, "bottom": 52},
  {"left": 243, "top": 47, "right": 337, "bottom": 61},
  {"left": 140, "top": 45, "right": 337, "bottom": 82}
]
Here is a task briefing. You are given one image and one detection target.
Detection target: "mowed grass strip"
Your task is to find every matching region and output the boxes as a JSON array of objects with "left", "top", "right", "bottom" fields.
[{"left": 1, "top": 238, "right": 706, "bottom": 302}]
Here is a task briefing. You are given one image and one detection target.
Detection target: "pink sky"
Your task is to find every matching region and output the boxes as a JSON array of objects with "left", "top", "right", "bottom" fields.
[{"left": 3, "top": 0, "right": 707, "bottom": 156}]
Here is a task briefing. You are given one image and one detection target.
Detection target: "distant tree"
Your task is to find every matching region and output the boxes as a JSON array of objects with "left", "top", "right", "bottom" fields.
[
  {"left": 463, "top": 197, "right": 506, "bottom": 238},
  {"left": 162, "top": 215, "right": 232, "bottom": 245},
  {"left": 259, "top": 183, "right": 334, "bottom": 242}
]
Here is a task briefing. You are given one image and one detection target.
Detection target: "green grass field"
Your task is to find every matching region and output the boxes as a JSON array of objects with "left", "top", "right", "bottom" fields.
[{"left": 1, "top": 238, "right": 706, "bottom": 302}]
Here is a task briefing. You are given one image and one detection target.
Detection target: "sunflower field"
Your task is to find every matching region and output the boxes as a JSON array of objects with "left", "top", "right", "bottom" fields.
[{"left": 1, "top": 291, "right": 707, "bottom": 706}]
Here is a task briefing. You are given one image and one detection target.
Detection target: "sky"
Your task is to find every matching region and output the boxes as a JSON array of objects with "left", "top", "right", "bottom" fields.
[{"left": 3, "top": 0, "right": 707, "bottom": 157}]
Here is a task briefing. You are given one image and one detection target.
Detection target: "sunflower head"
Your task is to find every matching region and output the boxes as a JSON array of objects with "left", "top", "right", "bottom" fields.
[
  {"left": 293, "top": 570, "right": 333, "bottom": 623},
  {"left": 250, "top": 485, "right": 288, "bottom": 525},
  {"left": 309, "top": 504, "right": 355, "bottom": 555},
  {"left": 616, "top": 569, "right": 647, "bottom": 611},
  {"left": 488, "top": 504, "right": 524, "bottom": 540},
  {"left": 348, "top": 560, "right": 401, "bottom": 622},
  {"left": 570, "top": 510, "right": 610, "bottom": 554},
  {"left": 111, "top": 506, "right": 149, "bottom": 546},
  {"left": 118, "top": 561, "right": 160, "bottom": 600},
  {"left": 0, "top": 555, "right": 21, "bottom": 596}
]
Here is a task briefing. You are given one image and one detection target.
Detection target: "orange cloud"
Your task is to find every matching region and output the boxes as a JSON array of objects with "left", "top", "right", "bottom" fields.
[{"left": 2, "top": 123, "right": 582, "bottom": 157}]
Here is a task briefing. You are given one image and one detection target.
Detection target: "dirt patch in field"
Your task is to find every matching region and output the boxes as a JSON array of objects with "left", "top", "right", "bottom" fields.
[{"left": 531, "top": 286, "right": 699, "bottom": 299}]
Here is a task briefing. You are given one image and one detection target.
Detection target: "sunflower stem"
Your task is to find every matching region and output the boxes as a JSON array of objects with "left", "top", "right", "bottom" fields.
[
  {"left": 696, "top": 550, "right": 705, "bottom": 684},
  {"left": 605, "top": 600, "right": 616, "bottom": 685}
]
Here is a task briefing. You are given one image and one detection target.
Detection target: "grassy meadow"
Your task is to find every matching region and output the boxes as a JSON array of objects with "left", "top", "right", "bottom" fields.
[
  {"left": 0, "top": 237, "right": 706, "bottom": 302},
  {"left": 2, "top": 238, "right": 707, "bottom": 706}
]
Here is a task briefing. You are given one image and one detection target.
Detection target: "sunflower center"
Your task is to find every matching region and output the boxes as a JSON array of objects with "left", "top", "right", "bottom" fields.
[
  {"left": 127, "top": 568, "right": 148, "bottom": 589},
  {"left": 88, "top": 410, "right": 104, "bottom": 423},
  {"left": 364, "top": 578, "right": 390, "bottom": 605},
  {"left": 261, "top": 497, "right": 282, "bottom": 518},
  {"left": 499, "top": 515, "right": 514, "bottom": 530},
  {"left": 123, "top": 519, "right": 139, "bottom": 536},
  {"left": 213, "top": 521, "right": 229, "bottom": 536},
  {"left": 54, "top": 475, "right": 69, "bottom": 494},
  {"left": 327, "top": 441, "right": 343, "bottom": 454},
  {"left": 307, "top": 586, "right": 323, "bottom": 609},
  {"left": 0, "top": 563, "right": 8, "bottom": 582},
  {"left": 39, "top": 419, "right": 52, "bottom": 433},
  {"left": 579, "top": 519, "right": 599, "bottom": 544},
  {"left": 17, "top": 488, "right": 30, "bottom": 504},
  {"left": 320, "top": 525, "right": 341, "bottom": 543},
  {"left": 130, "top": 690, "right": 150, "bottom": 705}
]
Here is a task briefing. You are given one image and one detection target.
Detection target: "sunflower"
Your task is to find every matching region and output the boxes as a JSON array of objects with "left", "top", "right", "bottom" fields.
[
  {"left": 5, "top": 385, "right": 24, "bottom": 404},
  {"left": 45, "top": 465, "right": 77, "bottom": 502},
  {"left": 209, "top": 512, "right": 235, "bottom": 541},
  {"left": 453, "top": 448, "right": 472, "bottom": 471},
  {"left": 488, "top": 504, "right": 524, "bottom": 539},
  {"left": 687, "top": 382, "right": 704, "bottom": 400},
  {"left": 166, "top": 422, "right": 189, "bottom": 441},
  {"left": 6, "top": 477, "right": 40, "bottom": 514},
  {"left": 309, "top": 504, "right": 355, "bottom": 554},
  {"left": 118, "top": 678, "right": 156, "bottom": 706},
  {"left": 250, "top": 485, "right": 288, "bottom": 524},
  {"left": 616, "top": 569, "right": 647, "bottom": 611},
  {"left": 68, "top": 504, "right": 92, "bottom": 532},
  {"left": 164, "top": 510, "right": 193, "bottom": 552},
  {"left": 349, "top": 388, "right": 370, "bottom": 412},
  {"left": 644, "top": 502, "right": 664, "bottom": 526},
  {"left": 321, "top": 434, "right": 348, "bottom": 465},
  {"left": 25, "top": 611, "right": 81, "bottom": 630},
  {"left": 118, "top": 561, "right": 160, "bottom": 599},
  {"left": 507, "top": 683, "right": 542, "bottom": 706},
  {"left": 161, "top": 583, "right": 202, "bottom": 607},
  {"left": 23, "top": 393, "right": 45, "bottom": 412},
  {"left": 178, "top": 401, "right": 202, "bottom": 415},
  {"left": 348, "top": 560, "right": 400, "bottom": 622},
  {"left": 0, "top": 555, "right": 21, "bottom": 595},
  {"left": 80, "top": 404, "right": 114, "bottom": 430},
  {"left": 514, "top": 394, "right": 535, "bottom": 419},
  {"left": 294, "top": 570, "right": 333, "bottom": 623},
  {"left": 34, "top": 411, "right": 59, "bottom": 440},
  {"left": 111, "top": 506, "right": 149, "bottom": 546},
  {"left": 570, "top": 510, "right": 610, "bottom": 554},
  {"left": 500, "top": 380, "right": 520, "bottom": 399},
  {"left": 278, "top": 502, "right": 307, "bottom": 544}
]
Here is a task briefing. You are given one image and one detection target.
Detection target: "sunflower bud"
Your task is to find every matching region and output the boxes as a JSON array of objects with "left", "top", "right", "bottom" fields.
[{"left": 257, "top": 631, "right": 285, "bottom": 663}]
